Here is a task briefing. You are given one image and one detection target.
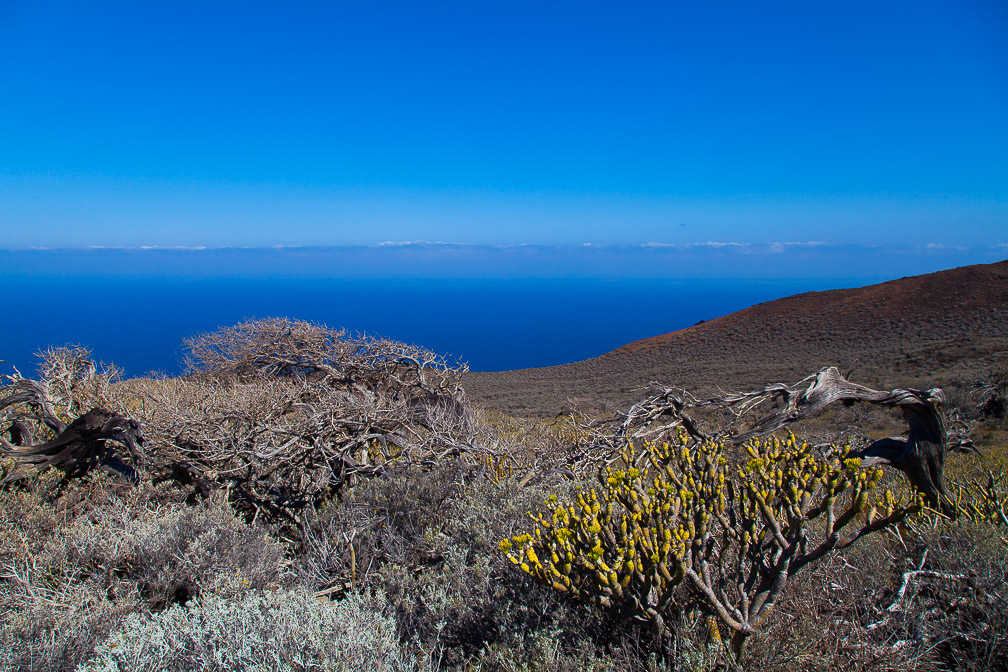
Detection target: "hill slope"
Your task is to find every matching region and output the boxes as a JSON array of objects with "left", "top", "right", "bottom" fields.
[{"left": 466, "top": 260, "right": 1008, "bottom": 416}]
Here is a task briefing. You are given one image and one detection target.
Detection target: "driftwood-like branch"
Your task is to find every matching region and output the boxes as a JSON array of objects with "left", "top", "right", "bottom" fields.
[
  {"left": 705, "top": 367, "right": 968, "bottom": 515},
  {"left": 0, "top": 378, "right": 66, "bottom": 436},
  {"left": 576, "top": 367, "right": 974, "bottom": 516},
  {"left": 1, "top": 372, "right": 144, "bottom": 483}
]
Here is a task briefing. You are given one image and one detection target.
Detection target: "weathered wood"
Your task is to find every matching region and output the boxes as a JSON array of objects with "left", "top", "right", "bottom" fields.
[
  {"left": 1, "top": 407, "right": 144, "bottom": 483},
  {"left": 2, "top": 364, "right": 143, "bottom": 484},
  {"left": 0, "top": 378, "right": 66, "bottom": 434},
  {"left": 704, "top": 367, "right": 966, "bottom": 515},
  {"left": 578, "top": 367, "right": 973, "bottom": 516}
]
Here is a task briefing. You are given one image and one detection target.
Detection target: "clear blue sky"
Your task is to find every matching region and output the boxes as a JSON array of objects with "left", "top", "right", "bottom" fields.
[{"left": 1, "top": 1, "right": 1006, "bottom": 257}]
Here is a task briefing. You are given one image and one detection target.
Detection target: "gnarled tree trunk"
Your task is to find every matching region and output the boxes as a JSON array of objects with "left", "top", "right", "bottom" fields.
[
  {"left": 578, "top": 367, "right": 975, "bottom": 516},
  {"left": 1, "top": 377, "right": 144, "bottom": 484},
  {"left": 709, "top": 367, "right": 965, "bottom": 515}
]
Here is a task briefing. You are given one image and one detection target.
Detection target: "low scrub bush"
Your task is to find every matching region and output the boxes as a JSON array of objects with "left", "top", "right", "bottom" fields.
[
  {"left": 298, "top": 461, "right": 644, "bottom": 669},
  {"left": 4, "top": 328, "right": 1007, "bottom": 671},
  {"left": 887, "top": 521, "right": 1008, "bottom": 671},
  {"left": 80, "top": 589, "right": 416, "bottom": 672},
  {"left": 0, "top": 473, "right": 289, "bottom": 671}
]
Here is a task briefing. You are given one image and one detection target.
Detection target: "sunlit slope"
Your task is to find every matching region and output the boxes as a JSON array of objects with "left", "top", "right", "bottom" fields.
[{"left": 466, "top": 260, "right": 1008, "bottom": 416}]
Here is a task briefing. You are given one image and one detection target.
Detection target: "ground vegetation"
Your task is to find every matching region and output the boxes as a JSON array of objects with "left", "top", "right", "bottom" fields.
[{"left": 1, "top": 316, "right": 1006, "bottom": 671}]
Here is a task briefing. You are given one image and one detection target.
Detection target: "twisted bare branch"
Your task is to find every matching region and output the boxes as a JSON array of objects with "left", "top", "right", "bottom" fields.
[{"left": 569, "top": 367, "right": 974, "bottom": 515}]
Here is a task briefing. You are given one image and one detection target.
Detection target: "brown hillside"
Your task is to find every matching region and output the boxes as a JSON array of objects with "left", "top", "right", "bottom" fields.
[{"left": 465, "top": 260, "right": 1008, "bottom": 416}]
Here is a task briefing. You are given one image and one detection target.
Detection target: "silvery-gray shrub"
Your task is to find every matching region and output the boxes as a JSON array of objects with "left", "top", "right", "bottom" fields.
[
  {"left": 1, "top": 478, "right": 292, "bottom": 672},
  {"left": 80, "top": 589, "right": 419, "bottom": 672}
]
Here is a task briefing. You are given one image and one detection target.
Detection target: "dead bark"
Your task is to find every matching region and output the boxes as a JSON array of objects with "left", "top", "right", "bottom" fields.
[
  {"left": 0, "top": 377, "right": 66, "bottom": 435},
  {"left": 1, "top": 407, "right": 143, "bottom": 484},
  {"left": 578, "top": 367, "right": 974, "bottom": 516},
  {"left": 708, "top": 367, "right": 972, "bottom": 515},
  {"left": 1, "top": 367, "right": 144, "bottom": 484}
]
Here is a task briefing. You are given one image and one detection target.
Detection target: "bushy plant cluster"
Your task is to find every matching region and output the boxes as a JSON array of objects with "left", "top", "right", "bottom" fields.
[
  {"left": 296, "top": 461, "right": 637, "bottom": 670},
  {"left": 899, "top": 522, "right": 1008, "bottom": 671},
  {"left": 502, "top": 431, "right": 925, "bottom": 658},
  {"left": 2, "top": 446, "right": 1006, "bottom": 672},
  {"left": 80, "top": 589, "right": 414, "bottom": 672},
  {"left": 0, "top": 473, "right": 289, "bottom": 672}
]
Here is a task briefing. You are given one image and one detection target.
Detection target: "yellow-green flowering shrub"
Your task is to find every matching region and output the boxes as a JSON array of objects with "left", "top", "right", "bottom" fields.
[{"left": 501, "top": 431, "right": 924, "bottom": 659}]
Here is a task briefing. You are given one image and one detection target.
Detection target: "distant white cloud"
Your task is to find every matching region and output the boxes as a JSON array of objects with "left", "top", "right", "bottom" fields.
[
  {"left": 138, "top": 245, "right": 209, "bottom": 250},
  {"left": 694, "top": 241, "right": 748, "bottom": 248},
  {"left": 1, "top": 241, "right": 986, "bottom": 257},
  {"left": 87, "top": 244, "right": 211, "bottom": 250},
  {"left": 642, "top": 241, "right": 750, "bottom": 249},
  {"left": 2, "top": 241, "right": 1004, "bottom": 281},
  {"left": 377, "top": 240, "right": 461, "bottom": 247}
]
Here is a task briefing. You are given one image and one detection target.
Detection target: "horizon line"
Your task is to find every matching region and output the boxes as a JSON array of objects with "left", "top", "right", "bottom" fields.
[{"left": 5, "top": 241, "right": 1007, "bottom": 253}]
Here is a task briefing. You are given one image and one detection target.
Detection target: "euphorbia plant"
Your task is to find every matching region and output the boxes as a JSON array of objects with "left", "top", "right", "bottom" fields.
[{"left": 502, "top": 431, "right": 923, "bottom": 659}]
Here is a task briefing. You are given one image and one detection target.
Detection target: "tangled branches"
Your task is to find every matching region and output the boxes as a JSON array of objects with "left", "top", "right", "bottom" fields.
[
  {"left": 150, "top": 319, "right": 481, "bottom": 522},
  {"left": 0, "top": 321, "right": 482, "bottom": 522}
]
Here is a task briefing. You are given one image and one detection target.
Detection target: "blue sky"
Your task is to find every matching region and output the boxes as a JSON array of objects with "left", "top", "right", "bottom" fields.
[{"left": 1, "top": 1, "right": 1006, "bottom": 266}]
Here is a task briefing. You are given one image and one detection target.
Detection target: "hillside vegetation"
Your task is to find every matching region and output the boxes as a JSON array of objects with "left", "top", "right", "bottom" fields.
[{"left": 2, "top": 262, "right": 1008, "bottom": 672}]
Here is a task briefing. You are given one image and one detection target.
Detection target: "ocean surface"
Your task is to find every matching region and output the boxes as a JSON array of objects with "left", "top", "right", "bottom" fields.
[{"left": 2, "top": 276, "right": 861, "bottom": 377}]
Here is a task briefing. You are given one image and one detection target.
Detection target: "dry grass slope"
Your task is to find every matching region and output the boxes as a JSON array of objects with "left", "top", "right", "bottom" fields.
[{"left": 466, "top": 260, "right": 1008, "bottom": 417}]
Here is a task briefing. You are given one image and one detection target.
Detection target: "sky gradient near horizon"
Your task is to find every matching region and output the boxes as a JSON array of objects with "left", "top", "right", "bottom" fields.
[{"left": 1, "top": 1, "right": 1006, "bottom": 270}]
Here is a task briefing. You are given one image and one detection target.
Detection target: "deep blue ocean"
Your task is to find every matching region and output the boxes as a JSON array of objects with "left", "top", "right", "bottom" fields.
[{"left": 2, "top": 276, "right": 859, "bottom": 376}]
